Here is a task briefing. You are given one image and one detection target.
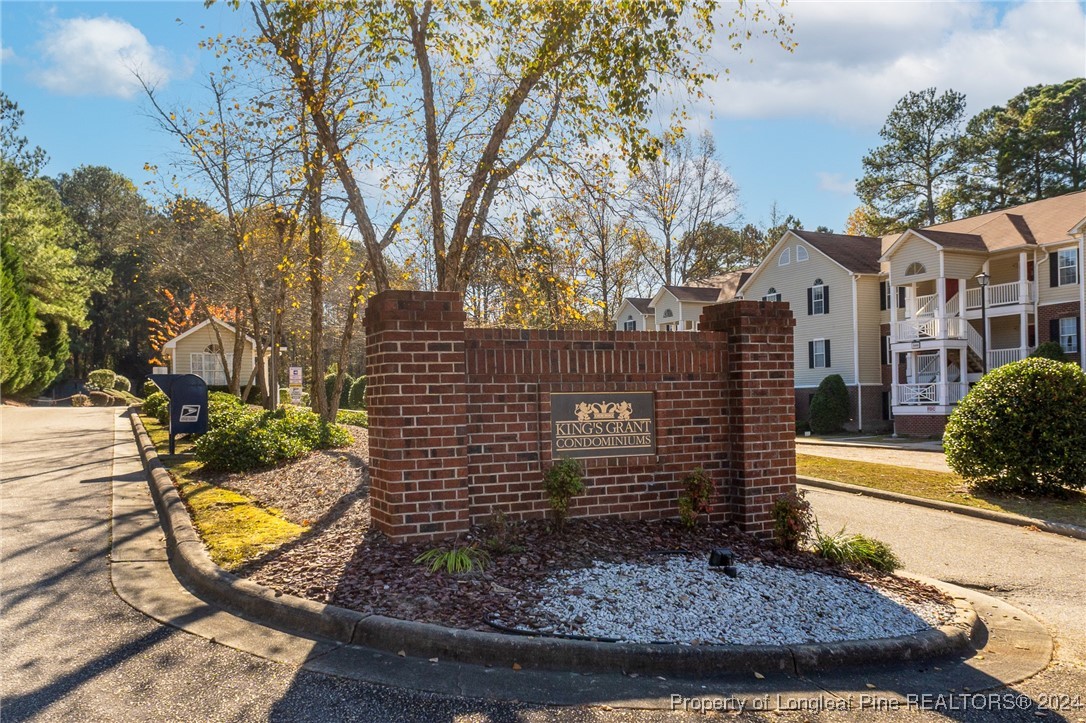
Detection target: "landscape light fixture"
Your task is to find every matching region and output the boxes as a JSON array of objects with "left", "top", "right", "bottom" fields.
[{"left": 709, "top": 548, "right": 738, "bottom": 578}]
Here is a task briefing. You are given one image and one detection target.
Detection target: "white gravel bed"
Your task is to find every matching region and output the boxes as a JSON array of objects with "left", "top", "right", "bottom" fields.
[{"left": 527, "top": 557, "right": 954, "bottom": 646}]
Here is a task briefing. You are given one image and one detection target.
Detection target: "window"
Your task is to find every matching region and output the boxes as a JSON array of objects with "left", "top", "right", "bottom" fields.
[
  {"left": 1053, "top": 248, "right": 1080, "bottom": 287},
  {"left": 778, "top": 248, "right": 791, "bottom": 266},
  {"left": 880, "top": 281, "right": 890, "bottom": 311},
  {"left": 190, "top": 347, "right": 233, "bottom": 387},
  {"left": 1058, "top": 317, "right": 1079, "bottom": 353},
  {"left": 763, "top": 287, "right": 781, "bottom": 302},
  {"left": 796, "top": 246, "right": 809, "bottom": 262},
  {"left": 807, "top": 279, "right": 828, "bottom": 315},
  {"left": 905, "top": 262, "right": 926, "bottom": 276},
  {"left": 662, "top": 308, "right": 674, "bottom": 318},
  {"left": 880, "top": 334, "right": 891, "bottom": 365},
  {"left": 683, "top": 320, "right": 695, "bottom": 330},
  {"left": 808, "top": 338, "right": 831, "bottom": 369},
  {"left": 623, "top": 316, "right": 636, "bottom": 331}
]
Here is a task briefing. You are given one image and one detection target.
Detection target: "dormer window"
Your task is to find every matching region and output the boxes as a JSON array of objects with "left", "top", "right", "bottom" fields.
[
  {"left": 796, "top": 246, "right": 809, "bottom": 262},
  {"left": 778, "top": 248, "right": 791, "bottom": 266},
  {"left": 763, "top": 287, "right": 781, "bottom": 302},
  {"left": 623, "top": 315, "right": 636, "bottom": 331},
  {"left": 905, "top": 262, "right": 926, "bottom": 276},
  {"left": 662, "top": 308, "right": 674, "bottom": 318}
]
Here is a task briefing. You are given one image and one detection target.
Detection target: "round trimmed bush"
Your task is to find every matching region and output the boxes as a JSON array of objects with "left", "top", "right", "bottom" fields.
[
  {"left": 194, "top": 405, "right": 352, "bottom": 472},
  {"left": 142, "top": 391, "right": 169, "bottom": 424},
  {"left": 945, "top": 358, "right": 1086, "bottom": 494},
  {"left": 324, "top": 371, "right": 354, "bottom": 410},
  {"left": 809, "top": 374, "right": 850, "bottom": 434},
  {"left": 113, "top": 375, "right": 132, "bottom": 393},
  {"left": 142, "top": 380, "right": 159, "bottom": 398},
  {"left": 86, "top": 369, "right": 116, "bottom": 391},
  {"left": 89, "top": 390, "right": 113, "bottom": 406},
  {"left": 348, "top": 375, "right": 367, "bottom": 409},
  {"left": 1029, "top": 341, "right": 1068, "bottom": 362}
]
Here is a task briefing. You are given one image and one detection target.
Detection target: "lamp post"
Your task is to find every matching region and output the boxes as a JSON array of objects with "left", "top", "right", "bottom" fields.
[{"left": 976, "top": 271, "right": 990, "bottom": 374}]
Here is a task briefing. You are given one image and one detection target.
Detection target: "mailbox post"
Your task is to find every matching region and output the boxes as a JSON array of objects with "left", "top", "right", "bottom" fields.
[{"left": 149, "top": 374, "right": 209, "bottom": 454}]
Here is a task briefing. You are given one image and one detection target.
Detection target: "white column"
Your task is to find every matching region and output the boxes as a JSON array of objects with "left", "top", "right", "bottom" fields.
[{"left": 939, "top": 347, "right": 947, "bottom": 405}]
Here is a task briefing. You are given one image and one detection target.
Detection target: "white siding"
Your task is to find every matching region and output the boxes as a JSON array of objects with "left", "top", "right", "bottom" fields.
[
  {"left": 172, "top": 323, "right": 256, "bottom": 385},
  {"left": 1038, "top": 243, "right": 1082, "bottom": 306}
]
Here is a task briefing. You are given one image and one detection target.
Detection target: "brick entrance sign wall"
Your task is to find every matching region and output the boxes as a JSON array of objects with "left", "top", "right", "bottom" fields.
[{"left": 364, "top": 290, "right": 796, "bottom": 542}]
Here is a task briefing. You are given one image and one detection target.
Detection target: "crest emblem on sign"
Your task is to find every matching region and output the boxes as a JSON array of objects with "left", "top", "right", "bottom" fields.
[{"left": 573, "top": 401, "right": 633, "bottom": 421}]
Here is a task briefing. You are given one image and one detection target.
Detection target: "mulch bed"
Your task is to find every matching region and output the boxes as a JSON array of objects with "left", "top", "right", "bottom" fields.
[{"left": 207, "top": 428, "right": 949, "bottom": 632}]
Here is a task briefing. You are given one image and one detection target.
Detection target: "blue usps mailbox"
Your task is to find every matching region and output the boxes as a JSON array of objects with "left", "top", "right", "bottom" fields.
[{"left": 149, "top": 374, "right": 208, "bottom": 454}]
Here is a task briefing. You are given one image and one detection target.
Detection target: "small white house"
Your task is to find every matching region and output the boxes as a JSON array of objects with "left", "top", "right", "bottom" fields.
[
  {"left": 613, "top": 298, "right": 655, "bottom": 330},
  {"left": 159, "top": 318, "right": 267, "bottom": 387}
]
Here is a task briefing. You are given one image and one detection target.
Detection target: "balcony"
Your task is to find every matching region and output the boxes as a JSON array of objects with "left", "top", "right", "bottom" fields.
[
  {"left": 965, "top": 281, "right": 1034, "bottom": 310},
  {"left": 988, "top": 347, "right": 1034, "bottom": 369},
  {"left": 891, "top": 316, "right": 969, "bottom": 343},
  {"left": 895, "top": 382, "right": 969, "bottom": 406}
]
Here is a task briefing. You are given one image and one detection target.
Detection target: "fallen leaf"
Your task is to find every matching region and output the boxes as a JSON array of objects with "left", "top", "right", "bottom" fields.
[
  {"left": 397, "top": 650, "right": 405, "bottom": 657},
  {"left": 512, "top": 663, "right": 522, "bottom": 671}
]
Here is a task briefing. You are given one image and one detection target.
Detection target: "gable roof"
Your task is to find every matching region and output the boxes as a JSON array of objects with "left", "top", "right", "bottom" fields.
[
  {"left": 161, "top": 317, "right": 257, "bottom": 351},
  {"left": 691, "top": 268, "right": 756, "bottom": 300},
  {"left": 919, "top": 190, "right": 1086, "bottom": 251},
  {"left": 614, "top": 297, "right": 655, "bottom": 320},
  {"left": 661, "top": 285, "right": 725, "bottom": 303},
  {"left": 790, "top": 230, "right": 883, "bottom": 274}
]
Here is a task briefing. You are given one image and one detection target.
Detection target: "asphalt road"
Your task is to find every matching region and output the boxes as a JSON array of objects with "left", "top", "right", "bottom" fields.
[{"left": 2, "top": 407, "right": 1083, "bottom": 722}]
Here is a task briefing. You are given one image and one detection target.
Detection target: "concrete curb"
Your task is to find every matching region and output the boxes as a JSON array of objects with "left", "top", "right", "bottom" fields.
[
  {"left": 130, "top": 412, "right": 981, "bottom": 676},
  {"left": 799, "top": 475, "right": 1086, "bottom": 541},
  {"left": 797, "top": 438, "right": 944, "bottom": 452}
]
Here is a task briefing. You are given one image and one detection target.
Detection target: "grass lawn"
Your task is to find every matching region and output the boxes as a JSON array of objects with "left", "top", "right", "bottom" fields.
[
  {"left": 797, "top": 453, "right": 1086, "bottom": 529},
  {"left": 142, "top": 416, "right": 306, "bottom": 570}
]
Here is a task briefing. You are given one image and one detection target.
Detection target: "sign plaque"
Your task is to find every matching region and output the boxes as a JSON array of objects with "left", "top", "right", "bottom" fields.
[{"left": 550, "top": 392, "right": 655, "bottom": 459}]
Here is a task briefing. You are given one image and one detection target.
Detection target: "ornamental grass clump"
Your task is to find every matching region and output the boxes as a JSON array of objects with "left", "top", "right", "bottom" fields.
[
  {"left": 945, "top": 358, "right": 1086, "bottom": 495},
  {"left": 414, "top": 544, "right": 491, "bottom": 574},
  {"left": 812, "top": 525, "right": 901, "bottom": 573}
]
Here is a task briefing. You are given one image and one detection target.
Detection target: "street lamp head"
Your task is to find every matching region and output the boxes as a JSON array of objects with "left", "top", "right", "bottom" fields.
[{"left": 975, "top": 271, "right": 990, "bottom": 287}]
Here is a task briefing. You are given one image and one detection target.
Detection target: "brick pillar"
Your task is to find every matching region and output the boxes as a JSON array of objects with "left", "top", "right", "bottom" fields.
[
  {"left": 701, "top": 300, "right": 796, "bottom": 538},
  {"left": 364, "top": 290, "right": 469, "bottom": 541}
]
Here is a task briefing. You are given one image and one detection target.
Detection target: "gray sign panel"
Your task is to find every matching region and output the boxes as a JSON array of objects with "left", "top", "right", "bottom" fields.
[{"left": 550, "top": 392, "right": 655, "bottom": 459}]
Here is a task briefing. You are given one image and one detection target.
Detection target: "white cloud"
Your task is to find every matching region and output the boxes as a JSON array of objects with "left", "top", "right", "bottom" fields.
[
  {"left": 1, "top": 47, "right": 14, "bottom": 62},
  {"left": 705, "top": 0, "right": 1086, "bottom": 126},
  {"left": 34, "top": 16, "right": 172, "bottom": 99},
  {"left": 816, "top": 171, "right": 855, "bottom": 196}
]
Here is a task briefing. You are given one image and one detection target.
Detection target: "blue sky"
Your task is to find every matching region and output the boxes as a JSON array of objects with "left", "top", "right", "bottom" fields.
[{"left": 2, "top": 1, "right": 1084, "bottom": 232}]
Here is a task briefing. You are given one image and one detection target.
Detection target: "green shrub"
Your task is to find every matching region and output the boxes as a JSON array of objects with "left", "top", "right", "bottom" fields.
[
  {"left": 348, "top": 375, "right": 367, "bottom": 409},
  {"left": 809, "top": 374, "right": 850, "bottom": 434},
  {"left": 677, "top": 467, "right": 713, "bottom": 527},
  {"left": 70, "top": 393, "right": 89, "bottom": 407},
  {"left": 142, "top": 380, "right": 159, "bottom": 398},
  {"left": 812, "top": 525, "right": 901, "bottom": 573},
  {"left": 543, "top": 458, "right": 585, "bottom": 531},
  {"left": 89, "top": 391, "right": 113, "bottom": 406},
  {"left": 414, "top": 544, "right": 490, "bottom": 574},
  {"left": 945, "top": 358, "right": 1086, "bottom": 494},
  {"left": 142, "top": 391, "right": 169, "bottom": 424},
  {"left": 194, "top": 405, "right": 352, "bottom": 472},
  {"left": 86, "top": 369, "right": 116, "bottom": 392},
  {"left": 771, "top": 490, "right": 813, "bottom": 551},
  {"left": 113, "top": 375, "right": 132, "bottom": 393},
  {"left": 208, "top": 391, "right": 246, "bottom": 430},
  {"left": 324, "top": 371, "right": 354, "bottom": 410},
  {"left": 336, "top": 409, "right": 369, "bottom": 427},
  {"left": 1029, "top": 341, "right": 1068, "bottom": 362}
]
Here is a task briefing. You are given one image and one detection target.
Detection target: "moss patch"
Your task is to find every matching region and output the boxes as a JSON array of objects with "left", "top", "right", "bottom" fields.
[
  {"left": 797, "top": 453, "right": 1086, "bottom": 529},
  {"left": 142, "top": 416, "right": 306, "bottom": 570}
]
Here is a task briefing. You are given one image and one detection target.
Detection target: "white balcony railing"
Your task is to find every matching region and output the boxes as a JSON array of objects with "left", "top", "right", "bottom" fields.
[
  {"left": 988, "top": 347, "right": 1034, "bottom": 370},
  {"left": 892, "top": 316, "right": 968, "bottom": 343},
  {"left": 964, "top": 281, "right": 1033, "bottom": 310},
  {"left": 895, "top": 382, "right": 970, "bottom": 406},
  {"left": 913, "top": 293, "right": 938, "bottom": 317}
]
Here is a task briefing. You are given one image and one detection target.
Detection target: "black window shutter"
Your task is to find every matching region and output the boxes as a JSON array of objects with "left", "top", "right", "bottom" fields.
[
  {"left": 825, "top": 340, "right": 831, "bottom": 367},
  {"left": 880, "top": 335, "right": 888, "bottom": 365},
  {"left": 823, "top": 287, "right": 830, "bottom": 314},
  {"left": 807, "top": 288, "right": 813, "bottom": 316},
  {"left": 808, "top": 340, "right": 814, "bottom": 368},
  {"left": 1075, "top": 317, "right": 1081, "bottom": 348},
  {"left": 898, "top": 287, "right": 906, "bottom": 308},
  {"left": 1050, "top": 318, "right": 1059, "bottom": 343},
  {"left": 879, "top": 281, "right": 887, "bottom": 311},
  {"left": 1050, "top": 253, "right": 1059, "bottom": 287}
]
